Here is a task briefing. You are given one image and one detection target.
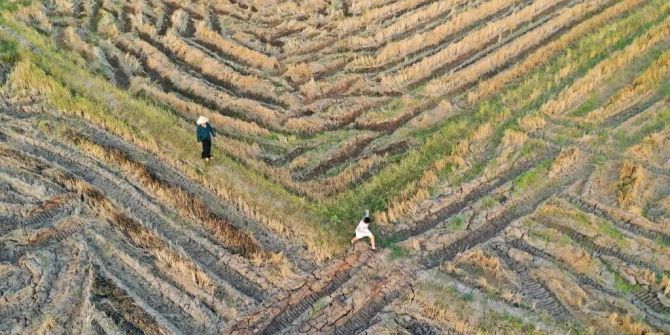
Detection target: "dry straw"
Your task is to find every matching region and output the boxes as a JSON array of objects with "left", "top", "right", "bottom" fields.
[
  {"left": 381, "top": 0, "right": 555, "bottom": 89},
  {"left": 425, "top": 0, "right": 612, "bottom": 97},
  {"left": 351, "top": 0, "right": 520, "bottom": 70},
  {"left": 117, "top": 34, "right": 282, "bottom": 127},
  {"left": 541, "top": 15, "right": 670, "bottom": 116},
  {"left": 588, "top": 48, "right": 670, "bottom": 121},
  {"left": 468, "top": 0, "right": 645, "bottom": 103},
  {"left": 347, "top": 0, "right": 466, "bottom": 50},
  {"left": 193, "top": 20, "right": 280, "bottom": 73}
]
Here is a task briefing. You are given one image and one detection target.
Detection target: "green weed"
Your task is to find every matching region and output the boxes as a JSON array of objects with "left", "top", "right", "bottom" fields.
[
  {"left": 0, "top": 38, "right": 18, "bottom": 64},
  {"left": 449, "top": 215, "right": 465, "bottom": 231},
  {"left": 654, "top": 236, "right": 670, "bottom": 248},
  {"left": 532, "top": 229, "right": 552, "bottom": 242},
  {"left": 0, "top": 0, "right": 30, "bottom": 13},
  {"left": 513, "top": 161, "right": 549, "bottom": 192},
  {"left": 479, "top": 311, "right": 547, "bottom": 335},
  {"left": 615, "top": 274, "right": 633, "bottom": 294},
  {"left": 308, "top": 298, "right": 328, "bottom": 317},
  {"left": 389, "top": 244, "right": 410, "bottom": 259},
  {"left": 601, "top": 222, "right": 624, "bottom": 241},
  {"left": 559, "top": 234, "right": 572, "bottom": 245},
  {"left": 570, "top": 94, "right": 601, "bottom": 117},
  {"left": 461, "top": 292, "right": 474, "bottom": 302},
  {"left": 481, "top": 196, "right": 499, "bottom": 210}
]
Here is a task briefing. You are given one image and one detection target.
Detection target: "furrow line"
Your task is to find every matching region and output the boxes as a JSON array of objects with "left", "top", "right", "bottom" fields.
[
  {"left": 394, "top": 149, "right": 558, "bottom": 240},
  {"left": 539, "top": 218, "right": 662, "bottom": 274},
  {"left": 229, "top": 247, "right": 374, "bottom": 335},
  {"left": 491, "top": 242, "right": 573, "bottom": 322},
  {"left": 422, "top": 163, "right": 584, "bottom": 268},
  {"left": 560, "top": 193, "right": 670, "bottom": 246},
  {"left": 9, "top": 135, "right": 272, "bottom": 301}
]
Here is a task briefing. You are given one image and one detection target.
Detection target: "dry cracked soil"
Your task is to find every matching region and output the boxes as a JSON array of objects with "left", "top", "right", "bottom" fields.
[{"left": 2, "top": 0, "right": 670, "bottom": 334}]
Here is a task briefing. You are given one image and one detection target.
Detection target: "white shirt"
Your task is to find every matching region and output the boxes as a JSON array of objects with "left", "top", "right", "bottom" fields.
[{"left": 356, "top": 220, "right": 369, "bottom": 233}]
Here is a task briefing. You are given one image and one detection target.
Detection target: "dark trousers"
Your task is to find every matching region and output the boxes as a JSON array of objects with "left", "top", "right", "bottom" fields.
[{"left": 201, "top": 138, "right": 211, "bottom": 159}]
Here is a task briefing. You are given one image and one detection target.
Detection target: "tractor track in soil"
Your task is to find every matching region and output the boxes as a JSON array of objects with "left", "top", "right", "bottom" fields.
[
  {"left": 491, "top": 242, "right": 574, "bottom": 323},
  {"left": 539, "top": 215, "right": 663, "bottom": 273},
  {"left": 239, "top": 149, "right": 569, "bottom": 334},
  {"left": 279, "top": 259, "right": 411, "bottom": 335},
  {"left": 506, "top": 239, "right": 621, "bottom": 297},
  {"left": 3, "top": 1, "right": 669, "bottom": 332},
  {"left": 64, "top": 116, "right": 316, "bottom": 272},
  {"left": 85, "top": 234, "right": 214, "bottom": 335},
  {"left": 538, "top": 218, "right": 670, "bottom": 328},
  {"left": 559, "top": 193, "right": 670, "bottom": 246},
  {"left": 229, "top": 247, "right": 375, "bottom": 335},
  {"left": 331, "top": 281, "right": 406, "bottom": 335},
  {"left": 393, "top": 148, "right": 559, "bottom": 241},
  {"left": 4, "top": 129, "right": 273, "bottom": 303},
  {"left": 421, "top": 161, "right": 591, "bottom": 268}
]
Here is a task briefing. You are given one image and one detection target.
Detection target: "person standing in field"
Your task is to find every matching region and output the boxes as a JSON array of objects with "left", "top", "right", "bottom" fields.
[
  {"left": 196, "top": 116, "right": 216, "bottom": 161},
  {"left": 351, "top": 210, "right": 376, "bottom": 250}
]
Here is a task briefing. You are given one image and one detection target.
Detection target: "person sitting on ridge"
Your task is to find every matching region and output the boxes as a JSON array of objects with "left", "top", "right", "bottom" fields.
[
  {"left": 351, "top": 209, "right": 376, "bottom": 250},
  {"left": 196, "top": 116, "right": 216, "bottom": 161}
]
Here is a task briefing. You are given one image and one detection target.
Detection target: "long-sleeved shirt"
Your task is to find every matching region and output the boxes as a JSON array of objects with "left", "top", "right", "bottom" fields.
[{"left": 196, "top": 123, "right": 215, "bottom": 142}]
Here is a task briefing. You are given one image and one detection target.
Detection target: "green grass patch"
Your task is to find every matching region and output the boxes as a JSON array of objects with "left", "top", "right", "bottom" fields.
[
  {"left": 388, "top": 244, "right": 410, "bottom": 259},
  {"left": 308, "top": 297, "right": 328, "bottom": 317},
  {"left": 0, "top": 0, "right": 30, "bottom": 13},
  {"left": 556, "top": 127, "right": 584, "bottom": 145},
  {"left": 570, "top": 94, "right": 602, "bottom": 117},
  {"left": 531, "top": 229, "right": 552, "bottom": 242},
  {"left": 564, "top": 323, "right": 590, "bottom": 335},
  {"left": 601, "top": 222, "right": 624, "bottom": 241},
  {"left": 592, "top": 152, "right": 608, "bottom": 165},
  {"left": 568, "top": 209, "right": 593, "bottom": 227},
  {"left": 481, "top": 195, "right": 499, "bottom": 210},
  {"left": 654, "top": 236, "right": 670, "bottom": 248},
  {"left": 605, "top": 262, "right": 638, "bottom": 294},
  {"left": 517, "top": 139, "right": 545, "bottom": 160},
  {"left": 614, "top": 274, "right": 634, "bottom": 294},
  {"left": 658, "top": 77, "right": 670, "bottom": 97},
  {"left": 479, "top": 311, "right": 550, "bottom": 335},
  {"left": 0, "top": 38, "right": 19, "bottom": 64},
  {"left": 614, "top": 104, "right": 670, "bottom": 148},
  {"left": 513, "top": 160, "right": 550, "bottom": 193},
  {"left": 449, "top": 159, "right": 486, "bottom": 185},
  {"left": 449, "top": 215, "right": 465, "bottom": 231},
  {"left": 559, "top": 234, "right": 572, "bottom": 245},
  {"left": 461, "top": 292, "right": 474, "bottom": 302}
]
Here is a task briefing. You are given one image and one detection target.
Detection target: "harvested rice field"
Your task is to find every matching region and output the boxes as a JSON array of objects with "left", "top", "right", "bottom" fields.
[{"left": 1, "top": 0, "right": 670, "bottom": 333}]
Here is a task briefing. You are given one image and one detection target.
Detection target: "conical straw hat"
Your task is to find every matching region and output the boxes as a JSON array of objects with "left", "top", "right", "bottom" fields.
[{"left": 196, "top": 116, "right": 209, "bottom": 125}]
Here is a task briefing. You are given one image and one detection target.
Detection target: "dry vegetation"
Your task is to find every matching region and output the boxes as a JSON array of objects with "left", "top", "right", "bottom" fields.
[{"left": 2, "top": 0, "right": 670, "bottom": 333}]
